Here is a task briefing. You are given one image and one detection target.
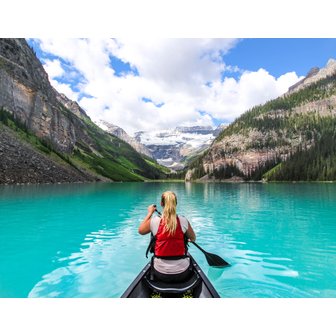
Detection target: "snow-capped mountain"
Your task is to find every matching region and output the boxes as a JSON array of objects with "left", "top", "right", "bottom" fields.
[
  {"left": 95, "top": 120, "right": 154, "bottom": 159},
  {"left": 95, "top": 119, "right": 227, "bottom": 171},
  {"left": 135, "top": 125, "right": 227, "bottom": 170}
]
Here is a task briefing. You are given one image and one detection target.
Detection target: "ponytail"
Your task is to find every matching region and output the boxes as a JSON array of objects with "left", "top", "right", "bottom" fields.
[{"left": 161, "top": 191, "right": 177, "bottom": 236}]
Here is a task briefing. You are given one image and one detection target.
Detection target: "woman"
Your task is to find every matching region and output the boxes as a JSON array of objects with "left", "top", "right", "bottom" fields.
[{"left": 138, "top": 191, "right": 196, "bottom": 283}]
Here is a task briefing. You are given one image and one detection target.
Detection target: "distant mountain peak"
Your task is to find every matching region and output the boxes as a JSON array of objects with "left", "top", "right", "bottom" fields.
[
  {"left": 135, "top": 125, "right": 217, "bottom": 169},
  {"left": 326, "top": 58, "right": 336, "bottom": 68},
  {"left": 288, "top": 58, "right": 336, "bottom": 94},
  {"left": 306, "top": 67, "right": 320, "bottom": 78},
  {"left": 95, "top": 120, "right": 154, "bottom": 159}
]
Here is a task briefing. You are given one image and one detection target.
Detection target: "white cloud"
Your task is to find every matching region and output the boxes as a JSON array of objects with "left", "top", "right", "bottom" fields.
[
  {"left": 198, "top": 69, "right": 304, "bottom": 120},
  {"left": 110, "top": 39, "right": 237, "bottom": 88},
  {"left": 42, "top": 57, "right": 79, "bottom": 101},
  {"left": 43, "top": 59, "right": 65, "bottom": 78},
  {"left": 35, "top": 39, "right": 302, "bottom": 135},
  {"left": 50, "top": 80, "right": 79, "bottom": 102}
]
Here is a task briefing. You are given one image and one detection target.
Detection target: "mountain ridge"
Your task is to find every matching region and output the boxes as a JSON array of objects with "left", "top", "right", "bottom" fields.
[
  {"left": 134, "top": 124, "right": 226, "bottom": 170},
  {"left": 0, "top": 38, "right": 166, "bottom": 184},
  {"left": 186, "top": 58, "right": 336, "bottom": 182},
  {"left": 95, "top": 119, "right": 154, "bottom": 159},
  {"left": 287, "top": 59, "right": 336, "bottom": 94}
]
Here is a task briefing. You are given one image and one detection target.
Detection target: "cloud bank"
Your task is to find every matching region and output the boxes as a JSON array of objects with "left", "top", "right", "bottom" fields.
[{"left": 33, "top": 38, "right": 303, "bottom": 135}]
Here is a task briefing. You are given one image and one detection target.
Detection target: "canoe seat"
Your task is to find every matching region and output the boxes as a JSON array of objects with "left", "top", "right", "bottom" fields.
[{"left": 144, "top": 270, "right": 201, "bottom": 294}]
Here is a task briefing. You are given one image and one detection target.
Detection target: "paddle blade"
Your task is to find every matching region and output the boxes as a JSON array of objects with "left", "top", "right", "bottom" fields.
[
  {"left": 205, "top": 252, "right": 230, "bottom": 267},
  {"left": 191, "top": 241, "right": 230, "bottom": 267}
]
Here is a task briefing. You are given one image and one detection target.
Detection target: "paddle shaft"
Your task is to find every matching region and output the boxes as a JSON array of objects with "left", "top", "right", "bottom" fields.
[{"left": 190, "top": 241, "right": 207, "bottom": 254}]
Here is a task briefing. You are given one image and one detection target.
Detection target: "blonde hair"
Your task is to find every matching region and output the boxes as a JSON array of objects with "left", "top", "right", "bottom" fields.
[{"left": 161, "top": 191, "right": 178, "bottom": 236}]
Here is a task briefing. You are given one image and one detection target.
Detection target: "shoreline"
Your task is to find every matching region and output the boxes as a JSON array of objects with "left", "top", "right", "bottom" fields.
[{"left": 1, "top": 179, "right": 335, "bottom": 187}]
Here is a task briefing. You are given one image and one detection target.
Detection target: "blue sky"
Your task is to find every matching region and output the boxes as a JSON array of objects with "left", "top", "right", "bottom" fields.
[
  {"left": 28, "top": 38, "right": 336, "bottom": 134},
  {"left": 224, "top": 38, "right": 336, "bottom": 78}
]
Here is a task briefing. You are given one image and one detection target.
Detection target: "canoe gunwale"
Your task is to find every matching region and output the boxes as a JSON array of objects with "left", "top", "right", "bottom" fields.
[{"left": 121, "top": 263, "right": 151, "bottom": 298}]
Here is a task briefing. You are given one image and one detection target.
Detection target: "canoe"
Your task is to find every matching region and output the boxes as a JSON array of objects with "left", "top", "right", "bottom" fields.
[{"left": 121, "top": 254, "right": 220, "bottom": 298}]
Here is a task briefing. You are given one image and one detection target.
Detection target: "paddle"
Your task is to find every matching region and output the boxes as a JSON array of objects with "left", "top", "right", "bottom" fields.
[
  {"left": 153, "top": 207, "right": 230, "bottom": 267},
  {"left": 189, "top": 241, "right": 229, "bottom": 267}
]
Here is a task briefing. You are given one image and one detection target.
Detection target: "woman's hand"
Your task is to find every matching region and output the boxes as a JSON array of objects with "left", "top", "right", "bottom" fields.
[
  {"left": 138, "top": 205, "right": 156, "bottom": 235},
  {"left": 147, "top": 204, "right": 157, "bottom": 216}
]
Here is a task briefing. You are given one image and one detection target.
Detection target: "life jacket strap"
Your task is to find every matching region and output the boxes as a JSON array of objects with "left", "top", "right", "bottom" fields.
[{"left": 145, "top": 234, "right": 156, "bottom": 259}]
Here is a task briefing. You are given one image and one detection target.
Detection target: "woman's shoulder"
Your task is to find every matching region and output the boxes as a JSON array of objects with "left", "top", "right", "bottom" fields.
[
  {"left": 178, "top": 214, "right": 189, "bottom": 221},
  {"left": 177, "top": 214, "right": 189, "bottom": 231},
  {"left": 150, "top": 215, "right": 161, "bottom": 228},
  {"left": 150, "top": 215, "right": 161, "bottom": 235}
]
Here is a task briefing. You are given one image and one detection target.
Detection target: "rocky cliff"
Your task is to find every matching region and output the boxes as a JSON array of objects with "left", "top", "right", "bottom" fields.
[
  {"left": 287, "top": 59, "right": 336, "bottom": 94},
  {"left": 96, "top": 119, "right": 154, "bottom": 159},
  {"left": 0, "top": 39, "right": 80, "bottom": 153},
  {"left": 0, "top": 39, "right": 166, "bottom": 183},
  {"left": 186, "top": 59, "right": 336, "bottom": 181}
]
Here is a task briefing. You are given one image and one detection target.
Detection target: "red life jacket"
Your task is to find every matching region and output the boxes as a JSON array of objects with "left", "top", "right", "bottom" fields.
[{"left": 154, "top": 216, "right": 186, "bottom": 258}]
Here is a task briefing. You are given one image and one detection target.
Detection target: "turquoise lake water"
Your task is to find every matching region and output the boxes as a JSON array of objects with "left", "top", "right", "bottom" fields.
[{"left": 0, "top": 182, "right": 335, "bottom": 298}]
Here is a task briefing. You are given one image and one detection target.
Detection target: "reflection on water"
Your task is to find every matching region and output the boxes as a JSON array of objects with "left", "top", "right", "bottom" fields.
[{"left": 1, "top": 182, "right": 336, "bottom": 297}]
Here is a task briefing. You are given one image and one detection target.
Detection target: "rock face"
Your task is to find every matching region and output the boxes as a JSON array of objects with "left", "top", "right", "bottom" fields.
[
  {"left": 96, "top": 119, "right": 154, "bottom": 159},
  {"left": 0, "top": 39, "right": 104, "bottom": 156},
  {"left": 0, "top": 38, "right": 166, "bottom": 184},
  {"left": 55, "top": 92, "right": 89, "bottom": 119},
  {"left": 186, "top": 58, "right": 336, "bottom": 181},
  {"left": 0, "top": 39, "right": 80, "bottom": 153},
  {"left": 288, "top": 59, "right": 336, "bottom": 94},
  {"left": 0, "top": 124, "right": 98, "bottom": 184}
]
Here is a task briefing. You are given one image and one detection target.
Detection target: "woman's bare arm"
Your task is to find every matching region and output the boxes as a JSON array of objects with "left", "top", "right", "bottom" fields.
[
  {"left": 186, "top": 221, "right": 196, "bottom": 242},
  {"left": 138, "top": 205, "right": 156, "bottom": 235}
]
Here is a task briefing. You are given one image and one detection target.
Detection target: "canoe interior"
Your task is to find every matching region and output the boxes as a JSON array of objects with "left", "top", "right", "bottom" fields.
[{"left": 121, "top": 255, "right": 220, "bottom": 298}]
